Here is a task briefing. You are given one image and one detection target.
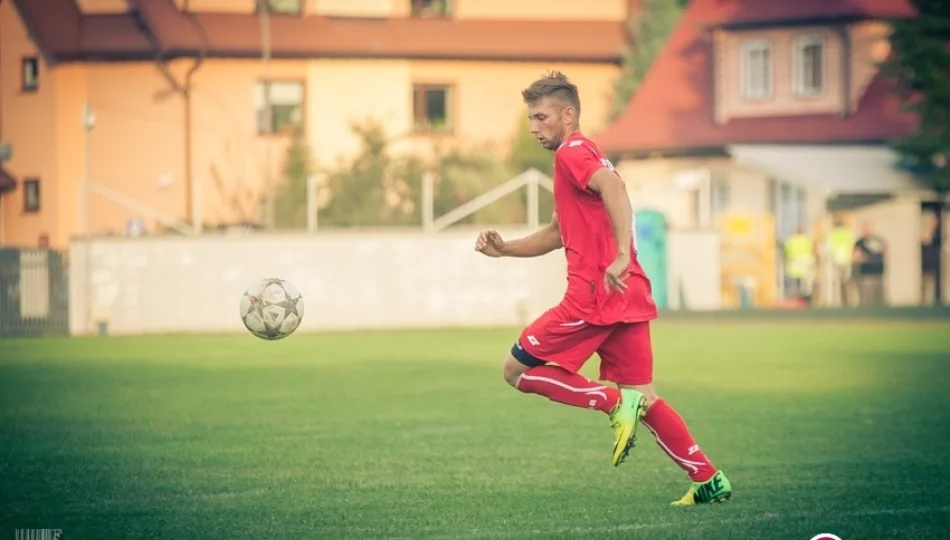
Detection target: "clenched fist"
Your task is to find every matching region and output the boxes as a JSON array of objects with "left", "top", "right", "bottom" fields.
[{"left": 475, "top": 230, "right": 507, "bottom": 258}]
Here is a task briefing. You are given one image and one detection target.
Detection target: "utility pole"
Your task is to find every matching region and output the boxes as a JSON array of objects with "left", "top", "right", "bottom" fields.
[{"left": 259, "top": 0, "right": 275, "bottom": 228}]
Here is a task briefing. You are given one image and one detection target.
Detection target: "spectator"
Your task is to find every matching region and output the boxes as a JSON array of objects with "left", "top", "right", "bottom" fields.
[{"left": 853, "top": 221, "right": 886, "bottom": 306}]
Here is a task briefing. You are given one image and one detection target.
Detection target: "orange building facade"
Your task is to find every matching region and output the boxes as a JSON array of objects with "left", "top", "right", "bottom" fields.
[{"left": 0, "top": 0, "right": 631, "bottom": 248}]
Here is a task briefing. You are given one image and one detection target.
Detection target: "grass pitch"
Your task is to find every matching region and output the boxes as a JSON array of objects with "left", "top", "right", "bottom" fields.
[{"left": 1, "top": 320, "right": 949, "bottom": 539}]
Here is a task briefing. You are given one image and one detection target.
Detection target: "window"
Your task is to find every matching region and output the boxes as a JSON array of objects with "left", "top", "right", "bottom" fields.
[
  {"left": 22, "top": 57, "right": 39, "bottom": 92},
  {"left": 254, "top": 81, "right": 304, "bottom": 135},
  {"left": 413, "top": 84, "right": 451, "bottom": 132},
  {"left": 711, "top": 176, "right": 730, "bottom": 219},
  {"left": 411, "top": 0, "right": 451, "bottom": 18},
  {"left": 24, "top": 178, "right": 40, "bottom": 212},
  {"left": 773, "top": 180, "right": 806, "bottom": 241},
  {"left": 256, "top": 0, "right": 302, "bottom": 14},
  {"left": 794, "top": 36, "right": 825, "bottom": 96},
  {"left": 741, "top": 40, "right": 772, "bottom": 100}
]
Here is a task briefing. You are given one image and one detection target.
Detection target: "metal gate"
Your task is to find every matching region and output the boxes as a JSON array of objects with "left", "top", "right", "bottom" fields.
[{"left": 0, "top": 248, "right": 69, "bottom": 338}]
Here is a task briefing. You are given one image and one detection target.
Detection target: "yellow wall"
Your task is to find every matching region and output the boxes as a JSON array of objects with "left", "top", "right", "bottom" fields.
[
  {"left": 305, "top": 59, "right": 618, "bottom": 166},
  {"left": 0, "top": 0, "right": 59, "bottom": 248},
  {"left": 83, "top": 62, "right": 188, "bottom": 236},
  {"left": 0, "top": 1, "right": 621, "bottom": 245},
  {"left": 307, "top": 59, "right": 412, "bottom": 166},
  {"left": 178, "top": 0, "right": 257, "bottom": 12},
  {"left": 410, "top": 61, "right": 617, "bottom": 151},
  {"left": 176, "top": 0, "right": 625, "bottom": 19},
  {"left": 311, "top": 0, "right": 403, "bottom": 17},
  {"left": 75, "top": 0, "right": 127, "bottom": 12},
  {"left": 188, "top": 59, "right": 307, "bottom": 226},
  {"left": 51, "top": 64, "right": 87, "bottom": 247},
  {"left": 455, "top": 0, "right": 626, "bottom": 21}
]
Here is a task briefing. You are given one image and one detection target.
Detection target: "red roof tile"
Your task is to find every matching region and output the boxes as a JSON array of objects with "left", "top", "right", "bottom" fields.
[
  {"left": 595, "top": 0, "right": 918, "bottom": 155},
  {"left": 10, "top": 0, "right": 83, "bottom": 58},
  {"left": 13, "top": 0, "right": 627, "bottom": 63},
  {"left": 702, "top": 0, "right": 916, "bottom": 28}
]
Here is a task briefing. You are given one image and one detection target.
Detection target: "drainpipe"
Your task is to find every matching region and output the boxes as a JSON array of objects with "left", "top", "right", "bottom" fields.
[
  {"left": 128, "top": 1, "right": 207, "bottom": 233},
  {"left": 183, "top": 59, "right": 202, "bottom": 233},
  {"left": 182, "top": 8, "right": 208, "bottom": 234},
  {"left": 838, "top": 23, "right": 852, "bottom": 117}
]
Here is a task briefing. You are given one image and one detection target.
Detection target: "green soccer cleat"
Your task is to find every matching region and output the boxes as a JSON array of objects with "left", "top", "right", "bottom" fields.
[
  {"left": 608, "top": 388, "right": 646, "bottom": 467},
  {"left": 671, "top": 470, "right": 732, "bottom": 506}
]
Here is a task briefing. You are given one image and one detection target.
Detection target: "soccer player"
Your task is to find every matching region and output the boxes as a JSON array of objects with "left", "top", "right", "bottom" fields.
[{"left": 474, "top": 71, "right": 731, "bottom": 506}]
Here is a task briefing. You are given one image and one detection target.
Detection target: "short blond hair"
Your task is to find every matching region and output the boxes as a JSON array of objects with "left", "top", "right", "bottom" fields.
[{"left": 521, "top": 70, "right": 581, "bottom": 115}]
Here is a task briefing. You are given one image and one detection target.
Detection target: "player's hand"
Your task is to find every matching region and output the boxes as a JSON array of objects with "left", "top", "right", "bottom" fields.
[
  {"left": 604, "top": 252, "right": 631, "bottom": 293},
  {"left": 475, "top": 230, "right": 506, "bottom": 258}
]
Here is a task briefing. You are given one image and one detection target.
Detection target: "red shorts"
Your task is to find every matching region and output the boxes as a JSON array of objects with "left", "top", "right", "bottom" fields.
[{"left": 514, "top": 303, "right": 654, "bottom": 385}]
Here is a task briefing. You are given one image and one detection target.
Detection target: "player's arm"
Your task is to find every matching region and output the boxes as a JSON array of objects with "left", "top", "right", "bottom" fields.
[
  {"left": 499, "top": 213, "right": 562, "bottom": 257},
  {"left": 475, "top": 214, "right": 562, "bottom": 258},
  {"left": 587, "top": 170, "right": 633, "bottom": 260}
]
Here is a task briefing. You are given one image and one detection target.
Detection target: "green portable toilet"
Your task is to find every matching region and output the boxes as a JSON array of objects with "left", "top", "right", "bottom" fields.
[{"left": 633, "top": 209, "right": 669, "bottom": 309}]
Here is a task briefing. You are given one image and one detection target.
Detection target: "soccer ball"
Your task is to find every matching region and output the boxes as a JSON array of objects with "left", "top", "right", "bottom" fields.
[{"left": 239, "top": 278, "right": 305, "bottom": 340}]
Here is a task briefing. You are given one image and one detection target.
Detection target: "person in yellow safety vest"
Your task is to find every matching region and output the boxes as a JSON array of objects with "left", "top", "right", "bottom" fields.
[
  {"left": 784, "top": 228, "right": 816, "bottom": 306},
  {"left": 828, "top": 219, "right": 856, "bottom": 306}
]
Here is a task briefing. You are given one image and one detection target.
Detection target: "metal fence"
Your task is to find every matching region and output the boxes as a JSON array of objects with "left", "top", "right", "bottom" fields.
[{"left": 0, "top": 248, "right": 69, "bottom": 338}]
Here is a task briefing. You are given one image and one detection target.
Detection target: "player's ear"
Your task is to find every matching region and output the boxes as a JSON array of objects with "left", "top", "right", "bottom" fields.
[{"left": 561, "top": 105, "right": 576, "bottom": 126}]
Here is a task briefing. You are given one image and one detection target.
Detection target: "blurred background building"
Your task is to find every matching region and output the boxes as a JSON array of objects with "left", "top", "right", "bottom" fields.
[{"left": 0, "top": 0, "right": 946, "bottom": 338}]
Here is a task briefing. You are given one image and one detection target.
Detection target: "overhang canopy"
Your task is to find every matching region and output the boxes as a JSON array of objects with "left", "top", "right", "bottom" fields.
[{"left": 728, "top": 144, "right": 923, "bottom": 196}]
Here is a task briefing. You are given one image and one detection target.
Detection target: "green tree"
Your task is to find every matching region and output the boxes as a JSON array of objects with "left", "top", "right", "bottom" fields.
[
  {"left": 882, "top": 0, "right": 950, "bottom": 303},
  {"left": 507, "top": 116, "right": 552, "bottom": 178},
  {"left": 317, "top": 120, "right": 525, "bottom": 228},
  {"left": 507, "top": 115, "right": 554, "bottom": 223},
  {"left": 319, "top": 121, "right": 417, "bottom": 227},
  {"left": 434, "top": 143, "right": 526, "bottom": 226},
  {"left": 610, "top": 0, "right": 685, "bottom": 121},
  {"left": 273, "top": 128, "right": 314, "bottom": 229}
]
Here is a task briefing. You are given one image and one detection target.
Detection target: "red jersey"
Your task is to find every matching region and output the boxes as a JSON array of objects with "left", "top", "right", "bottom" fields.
[{"left": 552, "top": 132, "right": 658, "bottom": 325}]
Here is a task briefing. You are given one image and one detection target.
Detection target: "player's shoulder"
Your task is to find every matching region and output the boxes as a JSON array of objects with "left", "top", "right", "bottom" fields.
[{"left": 555, "top": 133, "right": 604, "bottom": 161}]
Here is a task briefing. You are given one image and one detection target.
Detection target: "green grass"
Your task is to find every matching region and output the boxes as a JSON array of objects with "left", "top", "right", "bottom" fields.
[{"left": 1, "top": 320, "right": 950, "bottom": 539}]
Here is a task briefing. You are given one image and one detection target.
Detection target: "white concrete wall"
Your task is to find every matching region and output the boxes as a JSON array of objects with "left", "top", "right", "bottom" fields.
[
  {"left": 69, "top": 228, "right": 561, "bottom": 336},
  {"left": 68, "top": 229, "right": 723, "bottom": 336},
  {"left": 667, "top": 231, "right": 722, "bottom": 311}
]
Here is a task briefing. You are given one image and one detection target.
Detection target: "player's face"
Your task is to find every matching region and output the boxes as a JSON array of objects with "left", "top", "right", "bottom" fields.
[{"left": 526, "top": 97, "right": 575, "bottom": 151}]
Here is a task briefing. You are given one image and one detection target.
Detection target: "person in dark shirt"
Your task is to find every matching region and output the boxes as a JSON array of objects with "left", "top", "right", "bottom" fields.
[
  {"left": 921, "top": 219, "right": 939, "bottom": 305},
  {"left": 853, "top": 221, "right": 886, "bottom": 306}
]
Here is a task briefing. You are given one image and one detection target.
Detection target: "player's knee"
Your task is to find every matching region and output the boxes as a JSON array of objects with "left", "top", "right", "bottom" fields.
[{"left": 502, "top": 354, "right": 527, "bottom": 387}]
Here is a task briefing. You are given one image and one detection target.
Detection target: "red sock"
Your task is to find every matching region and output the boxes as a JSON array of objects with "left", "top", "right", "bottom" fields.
[
  {"left": 516, "top": 365, "right": 620, "bottom": 414},
  {"left": 641, "top": 399, "right": 718, "bottom": 483}
]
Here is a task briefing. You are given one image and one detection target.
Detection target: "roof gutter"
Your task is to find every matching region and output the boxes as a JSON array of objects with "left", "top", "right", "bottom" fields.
[{"left": 712, "top": 14, "right": 866, "bottom": 31}]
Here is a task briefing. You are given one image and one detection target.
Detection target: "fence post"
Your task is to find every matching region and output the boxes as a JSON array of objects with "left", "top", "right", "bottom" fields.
[
  {"left": 307, "top": 174, "right": 318, "bottom": 233},
  {"left": 527, "top": 169, "right": 539, "bottom": 229},
  {"left": 422, "top": 172, "right": 434, "bottom": 233}
]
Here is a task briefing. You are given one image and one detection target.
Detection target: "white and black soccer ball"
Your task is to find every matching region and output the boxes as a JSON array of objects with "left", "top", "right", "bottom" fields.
[{"left": 239, "top": 278, "right": 305, "bottom": 340}]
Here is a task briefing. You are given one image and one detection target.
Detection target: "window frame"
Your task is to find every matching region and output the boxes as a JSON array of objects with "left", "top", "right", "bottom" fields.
[
  {"left": 410, "top": 0, "right": 452, "bottom": 18},
  {"left": 412, "top": 83, "right": 454, "bottom": 134},
  {"left": 793, "top": 35, "right": 826, "bottom": 97},
  {"left": 254, "top": 79, "right": 306, "bottom": 136},
  {"left": 255, "top": 0, "right": 303, "bottom": 15},
  {"left": 23, "top": 178, "right": 40, "bottom": 213},
  {"left": 21, "top": 56, "right": 39, "bottom": 92},
  {"left": 740, "top": 39, "right": 773, "bottom": 101}
]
